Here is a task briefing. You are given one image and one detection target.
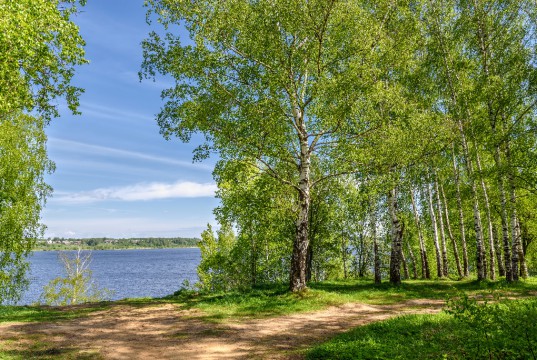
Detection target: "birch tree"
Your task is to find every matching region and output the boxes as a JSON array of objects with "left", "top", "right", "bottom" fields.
[
  {"left": 0, "top": 0, "right": 86, "bottom": 303},
  {"left": 0, "top": 113, "right": 53, "bottom": 303},
  {"left": 142, "top": 0, "right": 417, "bottom": 291}
]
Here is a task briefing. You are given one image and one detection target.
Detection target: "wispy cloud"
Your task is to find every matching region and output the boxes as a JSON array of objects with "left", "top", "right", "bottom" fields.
[
  {"left": 53, "top": 181, "right": 217, "bottom": 204},
  {"left": 79, "top": 102, "right": 152, "bottom": 122},
  {"left": 48, "top": 137, "right": 213, "bottom": 171}
]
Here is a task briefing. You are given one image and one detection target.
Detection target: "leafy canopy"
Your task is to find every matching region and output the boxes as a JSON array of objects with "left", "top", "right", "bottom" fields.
[{"left": 0, "top": 0, "right": 87, "bottom": 120}]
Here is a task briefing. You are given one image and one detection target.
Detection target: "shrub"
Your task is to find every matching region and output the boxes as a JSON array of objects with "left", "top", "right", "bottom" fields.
[{"left": 38, "top": 250, "right": 112, "bottom": 306}]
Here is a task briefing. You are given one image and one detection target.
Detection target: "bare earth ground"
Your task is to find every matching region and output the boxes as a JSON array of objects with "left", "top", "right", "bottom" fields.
[{"left": 0, "top": 299, "right": 444, "bottom": 359}]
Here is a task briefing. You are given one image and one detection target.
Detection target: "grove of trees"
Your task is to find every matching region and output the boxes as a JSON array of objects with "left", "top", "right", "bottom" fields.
[{"left": 142, "top": 0, "right": 537, "bottom": 291}]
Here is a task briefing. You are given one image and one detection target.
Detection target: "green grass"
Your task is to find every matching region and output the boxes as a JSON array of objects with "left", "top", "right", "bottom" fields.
[
  {"left": 307, "top": 296, "right": 537, "bottom": 359},
  {"left": 158, "top": 277, "right": 537, "bottom": 321},
  {"left": 0, "top": 303, "right": 111, "bottom": 324},
  {"left": 307, "top": 313, "right": 458, "bottom": 359}
]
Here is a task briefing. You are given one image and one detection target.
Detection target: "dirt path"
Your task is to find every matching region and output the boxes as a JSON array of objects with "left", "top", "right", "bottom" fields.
[{"left": 0, "top": 299, "right": 444, "bottom": 359}]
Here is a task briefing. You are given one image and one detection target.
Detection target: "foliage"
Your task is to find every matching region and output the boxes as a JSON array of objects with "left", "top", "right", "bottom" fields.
[
  {"left": 307, "top": 296, "right": 537, "bottom": 359},
  {"left": 142, "top": 0, "right": 429, "bottom": 290},
  {"left": 0, "top": 0, "right": 87, "bottom": 119},
  {"left": 213, "top": 161, "right": 295, "bottom": 286},
  {"left": 141, "top": 0, "right": 537, "bottom": 287},
  {"left": 197, "top": 223, "right": 239, "bottom": 291},
  {"left": 0, "top": 0, "right": 86, "bottom": 303},
  {"left": 38, "top": 250, "right": 112, "bottom": 306},
  {"left": 445, "top": 294, "right": 537, "bottom": 359},
  {"left": 0, "top": 112, "right": 53, "bottom": 304}
]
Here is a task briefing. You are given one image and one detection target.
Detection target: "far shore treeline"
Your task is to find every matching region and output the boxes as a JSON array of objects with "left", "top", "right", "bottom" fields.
[{"left": 35, "top": 237, "right": 200, "bottom": 251}]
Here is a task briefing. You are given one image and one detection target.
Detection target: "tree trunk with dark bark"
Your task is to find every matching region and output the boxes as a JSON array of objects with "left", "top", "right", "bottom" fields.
[
  {"left": 389, "top": 188, "right": 403, "bottom": 285},
  {"left": 456, "top": 119, "right": 486, "bottom": 280},
  {"left": 515, "top": 219, "right": 528, "bottom": 279},
  {"left": 475, "top": 150, "right": 496, "bottom": 280},
  {"left": 290, "top": 132, "right": 311, "bottom": 292},
  {"left": 341, "top": 229, "right": 348, "bottom": 279},
  {"left": 494, "top": 146, "right": 512, "bottom": 281},
  {"left": 434, "top": 174, "right": 449, "bottom": 277},
  {"left": 493, "top": 225, "right": 505, "bottom": 277},
  {"left": 427, "top": 182, "right": 443, "bottom": 278},
  {"left": 452, "top": 148, "right": 470, "bottom": 277},
  {"left": 401, "top": 251, "right": 410, "bottom": 280},
  {"left": 439, "top": 180, "right": 463, "bottom": 278},
  {"left": 410, "top": 189, "right": 430, "bottom": 279},
  {"left": 371, "top": 201, "right": 381, "bottom": 285},
  {"left": 406, "top": 241, "right": 418, "bottom": 280},
  {"left": 507, "top": 145, "right": 519, "bottom": 282}
]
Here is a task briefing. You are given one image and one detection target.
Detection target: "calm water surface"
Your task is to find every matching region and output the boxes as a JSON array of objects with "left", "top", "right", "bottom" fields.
[{"left": 20, "top": 248, "right": 200, "bottom": 305}]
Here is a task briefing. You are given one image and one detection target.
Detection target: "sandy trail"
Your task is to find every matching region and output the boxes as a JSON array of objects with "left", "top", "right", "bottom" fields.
[{"left": 0, "top": 299, "right": 444, "bottom": 359}]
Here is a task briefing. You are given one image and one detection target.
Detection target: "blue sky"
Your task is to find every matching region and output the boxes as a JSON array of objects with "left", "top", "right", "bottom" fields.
[{"left": 43, "top": 0, "right": 219, "bottom": 239}]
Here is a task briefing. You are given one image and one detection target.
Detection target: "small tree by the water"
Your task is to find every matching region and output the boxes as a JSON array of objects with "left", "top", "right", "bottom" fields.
[{"left": 38, "top": 250, "right": 112, "bottom": 306}]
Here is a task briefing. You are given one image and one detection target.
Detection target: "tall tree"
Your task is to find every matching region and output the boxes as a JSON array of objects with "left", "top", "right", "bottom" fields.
[
  {"left": 410, "top": 189, "right": 430, "bottom": 279},
  {"left": 388, "top": 187, "right": 403, "bottom": 285},
  {"left": 142, "top": 0, "right": 417, "bottom": 291},
  {"left": 434, "top": 172, "right": 449, "bottom": 276},
  {"left": 0, "top": 0, "right": 86, "bottom": 303},
  {"left": 439, "top": 178, "right": 463, "bottom": 278},
  {"left": 0, "top": 113, "right": 53, "bottom": 302},
  {"left": 460, "top": 0, "right": 537, "bottom": 280}
]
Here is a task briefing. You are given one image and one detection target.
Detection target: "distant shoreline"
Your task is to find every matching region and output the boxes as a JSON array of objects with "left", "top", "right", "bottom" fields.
[
  {"left": 32, "top": 246, "right": 199, "bottom": 252},
  {"left": 34, "top": 237, "right": 201, "bottom": 251}
]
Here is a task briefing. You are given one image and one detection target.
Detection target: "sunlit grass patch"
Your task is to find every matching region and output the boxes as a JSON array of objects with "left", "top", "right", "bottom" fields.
[{"left": 307, "top": 297, "right": 537, "bottom": 359}]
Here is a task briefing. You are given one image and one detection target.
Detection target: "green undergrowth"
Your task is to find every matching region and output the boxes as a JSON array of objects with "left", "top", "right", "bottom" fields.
[{"left": 307, "top": 296, "right": 537, "bottom": 359}]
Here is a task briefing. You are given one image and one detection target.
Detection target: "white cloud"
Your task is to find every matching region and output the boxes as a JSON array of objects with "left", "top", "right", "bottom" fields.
[{"left": 53, "top": 181, "right": 217, "bottom": 204}]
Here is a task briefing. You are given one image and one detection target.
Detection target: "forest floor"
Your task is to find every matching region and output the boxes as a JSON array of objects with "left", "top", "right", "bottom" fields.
[{"left": 0, "top": 298, "right": 444, "bottom": 359}]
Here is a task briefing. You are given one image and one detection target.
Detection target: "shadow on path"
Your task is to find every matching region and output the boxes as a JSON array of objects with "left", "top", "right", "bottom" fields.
[{"left": 0, "top": 299, "right": 444, "bottom": 359}]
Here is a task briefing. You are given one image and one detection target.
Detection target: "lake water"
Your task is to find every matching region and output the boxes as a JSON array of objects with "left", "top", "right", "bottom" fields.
[{"left": 19, "top": 248, "right": 201, "bottom": 305}]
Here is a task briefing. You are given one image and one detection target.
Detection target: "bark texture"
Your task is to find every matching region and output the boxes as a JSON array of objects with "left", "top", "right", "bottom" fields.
[
  {"left": 475, "top": 150, "right": 496, "bottom": 279},
  {"left": 290, "top": 122, "right": 311, "bottom": 292},
  {"left": 427, "top": 182, "right": 443, "bottom": 278},
  {"left": 371, "top": 202, "right": 381, "bottom": 285},
  {"left": 410, "top": 189, "right": 430, "bottom": 279},
  {"left": 434, "top": 175, "right": 449, "bottom": 276},
  {"left": 388, "top": 188, "right": 403, "bottom": 285},
  {"left": 439, "top": 180, "right": 463, "bottom": 278}
]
